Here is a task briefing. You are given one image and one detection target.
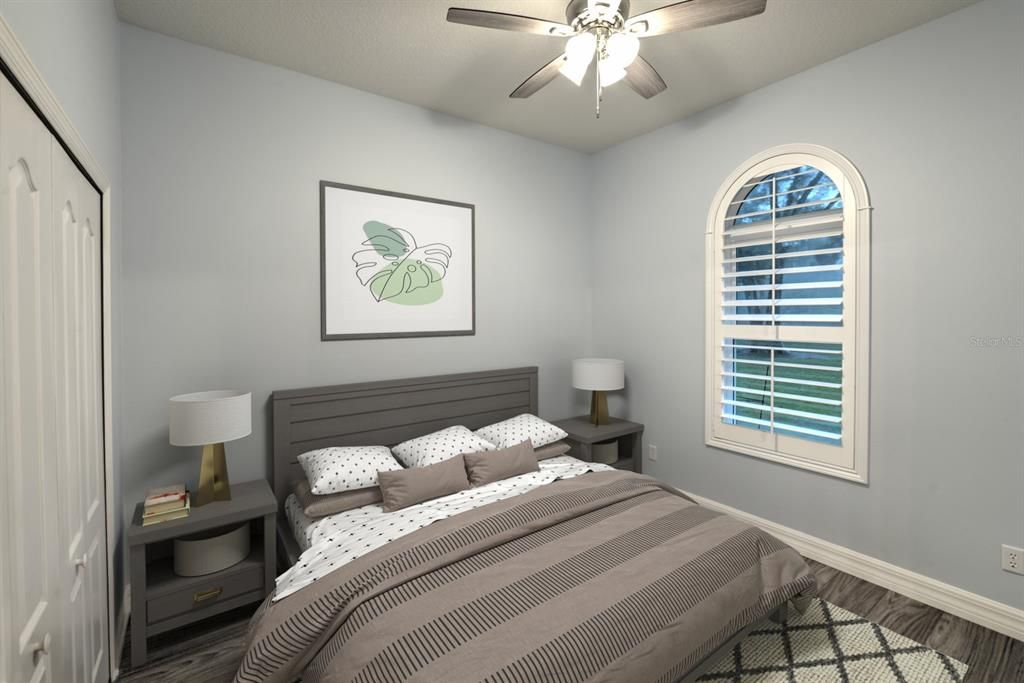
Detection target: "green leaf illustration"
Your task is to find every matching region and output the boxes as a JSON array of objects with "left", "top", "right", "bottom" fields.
[
  {"left": 369, "top": 244, "right": 451, "bottom": 302},
  {"left": 421, "top": 246, "right": 451, "bottom": 282},
  {"left": 351, "top": 221, "right": 453, "bottom": 304},
  {"left": 361, "top": 221, "right": 413, "bottom": 260},
  {"left": 353, "top": 248, "right": 391, "bottom": 286},
  {"left": 352, "top": 223, "right": 415, "bottom": 286}
]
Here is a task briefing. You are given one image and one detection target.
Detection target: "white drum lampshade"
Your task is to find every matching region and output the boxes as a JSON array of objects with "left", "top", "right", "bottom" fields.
[
  {"left": 169, "top": 390, "right": 252, "bottom": 506},
  {"left": 572, "top": 359, "right": 625, "bottom": 425}
]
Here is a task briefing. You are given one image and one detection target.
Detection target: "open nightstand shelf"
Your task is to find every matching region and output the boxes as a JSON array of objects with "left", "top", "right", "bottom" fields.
[
  {"left": 609, "top": 455, "right": 637, "bottom": 471},
  {"left": 552, "top": 416, "right": 644, "bottom": 474},
  {"left": 126, "top": 479, "right": 276, "bottom": 665},
  {"left": 145, "top": 540, "right": 266, "bottom": 597}
]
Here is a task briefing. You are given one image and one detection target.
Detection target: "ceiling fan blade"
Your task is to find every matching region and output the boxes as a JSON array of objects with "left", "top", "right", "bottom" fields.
[
  {"left": 625, "top": 0, "right": 766, "bottom": 37},
  {"left": 447, "top": 8, "right": 573, "bottom": 36},
  {"left": 510, "top": 54, "right": 568, "bottom": 98},
  {"left": 624, "top": 56, "right": 667, "bottom": 98}
]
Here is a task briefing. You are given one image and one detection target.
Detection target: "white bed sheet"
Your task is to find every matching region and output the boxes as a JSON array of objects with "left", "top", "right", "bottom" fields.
[
  {"left": 275, "top": 455, "right": 613, "bottom": 602},
  {"left": 283, "top": 492, "right": 321, "bottom": 553}
]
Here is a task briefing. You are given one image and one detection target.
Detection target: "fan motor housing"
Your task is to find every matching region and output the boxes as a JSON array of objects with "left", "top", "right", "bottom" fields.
[{"left": 566, "top": 0, "right": 631, "bottom": 24}]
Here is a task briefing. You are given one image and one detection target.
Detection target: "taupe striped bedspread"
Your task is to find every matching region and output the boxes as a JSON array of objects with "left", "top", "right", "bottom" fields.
[{"left": 236, "top": 471, "right": 816, "bottom": 683}]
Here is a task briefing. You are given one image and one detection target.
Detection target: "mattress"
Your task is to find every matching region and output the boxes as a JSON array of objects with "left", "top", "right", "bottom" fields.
[{"left": 283, "top": 492, "right": 318, "bottom": 553}]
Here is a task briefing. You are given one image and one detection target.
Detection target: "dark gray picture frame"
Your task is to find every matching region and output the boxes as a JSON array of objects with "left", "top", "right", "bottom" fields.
[{"left": 320, "top": 181, "right": 476, "bottom": 341}]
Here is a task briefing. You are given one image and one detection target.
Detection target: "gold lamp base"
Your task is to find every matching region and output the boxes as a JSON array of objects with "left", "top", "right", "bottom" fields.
[
  {"left": 195, "top": 442, "right": 232, "bottom": 507},
  {"left": 589, "top": 390, "right": 610, "bottom": 426}
]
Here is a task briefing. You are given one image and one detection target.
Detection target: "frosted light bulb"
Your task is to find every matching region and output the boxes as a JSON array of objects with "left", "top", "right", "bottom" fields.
[
  {"left": 598, "top": 57, "right": 627, "bottom": 86},
  {"left": 560, "top": 58, "right": 589, "bottom": 86},
  {"left": 560, "top": 32, "right": 597, "bottom": 86},
  {"left": 606, "top": 32, "right": 640, "bottom": 68},
  {"left": 564, "top": 32, "right": 596, "bottom": 65}
]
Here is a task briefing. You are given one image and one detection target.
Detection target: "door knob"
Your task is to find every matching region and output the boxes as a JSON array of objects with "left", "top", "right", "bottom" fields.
[
  {"left": 31, "top": 633, "right": 51, "bottom": 665},
  {"left": 75, "top": 555, "right": 88, "bottom": 569}
]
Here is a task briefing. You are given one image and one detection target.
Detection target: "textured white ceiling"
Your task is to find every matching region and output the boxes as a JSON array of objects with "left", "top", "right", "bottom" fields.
[{"left": 114, "top": 0, "right": 980, "bottom": 153}]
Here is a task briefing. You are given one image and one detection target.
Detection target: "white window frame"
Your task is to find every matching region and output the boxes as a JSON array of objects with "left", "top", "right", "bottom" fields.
[{"left": 705, "top": 144, "right": 871, "bottom": 483}]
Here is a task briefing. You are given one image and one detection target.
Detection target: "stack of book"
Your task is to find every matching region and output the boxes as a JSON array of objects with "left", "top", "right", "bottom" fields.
[{"left": 142, "top": 484, "right": 190, "bottom": 526}]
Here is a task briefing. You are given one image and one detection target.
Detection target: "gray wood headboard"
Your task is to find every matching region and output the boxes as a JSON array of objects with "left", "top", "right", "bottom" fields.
[{"left": 270, "top": 366, "right": 539, "bottom": 507}]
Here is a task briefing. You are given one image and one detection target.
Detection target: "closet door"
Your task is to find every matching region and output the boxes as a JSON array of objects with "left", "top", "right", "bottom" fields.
[
  {"left": 0, "top": 74, "right": 59, "bottom": 683},
  {"left": 51, "top": 143, "right": 108, "bottom": 683},
  {"left": 1, "top": 72, "right": 108, "bottom": 683}
]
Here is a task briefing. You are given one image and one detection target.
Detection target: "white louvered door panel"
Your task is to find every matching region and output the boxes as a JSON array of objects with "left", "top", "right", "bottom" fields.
[
  {"left": 0, "top": 73, "right": 57, "bottom": 683},
  {"left": 51, "top": 142, "right": 108, "bottom": 683}
]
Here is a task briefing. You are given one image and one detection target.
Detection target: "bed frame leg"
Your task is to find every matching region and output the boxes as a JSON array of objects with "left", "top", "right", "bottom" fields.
[
  {"left": 770, "top": 593, "right": 813, "bottom": 625},
  {"left": 769, "top": 603, "right": 789, "bottom": 624}
]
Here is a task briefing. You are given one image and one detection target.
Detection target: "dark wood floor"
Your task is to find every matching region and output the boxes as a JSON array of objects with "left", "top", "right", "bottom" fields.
[{"left": 119, "top": 558, "right": 1024, "bottom": 682}]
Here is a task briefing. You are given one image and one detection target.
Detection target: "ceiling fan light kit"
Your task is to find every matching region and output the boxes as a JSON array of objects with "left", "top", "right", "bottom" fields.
[{"left": 447, "top": 0, "right": 768, "bottom": 117}]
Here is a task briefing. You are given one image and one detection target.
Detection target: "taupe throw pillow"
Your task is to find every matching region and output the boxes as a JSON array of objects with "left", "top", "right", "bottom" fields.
[
  {"left": 464, "top": 440, "right": 540, "bottom": 487},
  {"left": 534, "top": 440, "right": 571, "bottom": 460},
  {"left": 378, "top": 454, "right": 470, "bottom": 512},
  {"left": 293, "top": 479, "right": 383, "bottom": 518}
]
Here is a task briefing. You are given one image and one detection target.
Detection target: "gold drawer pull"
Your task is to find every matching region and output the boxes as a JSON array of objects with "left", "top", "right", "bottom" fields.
[{"left": 193, "top": 587, "right": 223, "bottom": 604}]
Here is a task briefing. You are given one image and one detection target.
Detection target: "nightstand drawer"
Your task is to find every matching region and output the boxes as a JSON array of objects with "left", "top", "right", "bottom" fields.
[{"left": 147, "top": 565, "right": 263, "bottom": 624}]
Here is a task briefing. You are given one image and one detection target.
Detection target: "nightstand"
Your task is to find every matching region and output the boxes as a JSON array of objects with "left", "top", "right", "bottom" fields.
[
  {"left": 126, "top": 479, "right": 276, "bottom": 667},
  {"left": 552, "top": 416, "right": 645, "bottom": 473}
]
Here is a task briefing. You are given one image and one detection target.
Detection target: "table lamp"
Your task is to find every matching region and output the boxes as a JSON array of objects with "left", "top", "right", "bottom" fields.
[
  {"left": 572, "top": 358, "right": 625, "bottom": 426},
  {"left": 169, "top": 390, "right": 252, "bottom": 506}
]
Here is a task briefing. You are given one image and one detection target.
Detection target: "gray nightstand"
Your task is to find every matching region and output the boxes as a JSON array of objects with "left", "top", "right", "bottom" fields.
[
  {"left": 126, "top": 479, "right": 276, "bottom": 667},
  {"left": 552, "top": 416, "right": 645, "bottom": 473}
]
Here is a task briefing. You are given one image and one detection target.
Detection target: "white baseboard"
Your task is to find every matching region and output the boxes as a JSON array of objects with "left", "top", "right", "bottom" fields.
[
  {"left": 110, "top": 584, "right": 131, "bottom": 681},
  {"left": 682, "top": 490, "right": 1024, "bottom": 642}
]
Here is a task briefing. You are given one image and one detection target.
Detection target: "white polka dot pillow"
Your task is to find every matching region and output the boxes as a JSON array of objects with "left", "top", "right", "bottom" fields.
[
  {"left": 297, "top": 445, "right": 403, "bottom": 495},
  {"left": 475, "top": 413, "right": 569, "bottom": 449},
  {"left": 392, "top": 425, "right": 496, "bottom": 469}
]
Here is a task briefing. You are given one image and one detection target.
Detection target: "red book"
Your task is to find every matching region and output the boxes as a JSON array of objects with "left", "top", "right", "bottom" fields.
[{"left": 144, "top": 484, "right": 187, "bottom": 508}]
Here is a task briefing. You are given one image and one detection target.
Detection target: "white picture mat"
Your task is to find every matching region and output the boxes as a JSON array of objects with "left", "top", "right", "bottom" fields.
[{"left": 322, "top": 184, "right": 474, "bottom": 337}]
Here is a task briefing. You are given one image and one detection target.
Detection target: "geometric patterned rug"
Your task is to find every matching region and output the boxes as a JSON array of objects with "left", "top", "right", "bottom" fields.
[{"left": 697, "top": 598, "right": 968, "bottom": 682}]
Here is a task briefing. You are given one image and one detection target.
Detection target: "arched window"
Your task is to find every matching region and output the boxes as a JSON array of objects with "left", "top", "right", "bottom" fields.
[{"left": 705, "top": 145, "right": 871, "bottom": 482}]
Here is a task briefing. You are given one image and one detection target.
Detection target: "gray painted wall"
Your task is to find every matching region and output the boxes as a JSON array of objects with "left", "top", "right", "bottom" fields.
[
  {"left": 589, "top": 0, "right": 1024, "bottom": 608},
  {"left": 119, "top": 25, "right": 592, "bottom": 534},
  {"left": 1, "top": 0, "right": 126, "bottom": 616}
]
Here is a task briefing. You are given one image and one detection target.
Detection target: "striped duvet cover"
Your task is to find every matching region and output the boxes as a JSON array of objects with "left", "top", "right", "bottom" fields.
[{"left": 236, "top": 470, "right": 816, "bottom": 683}]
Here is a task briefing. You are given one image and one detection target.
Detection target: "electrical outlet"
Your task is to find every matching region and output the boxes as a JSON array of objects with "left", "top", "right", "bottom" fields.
[
  {"left": 648, "top": 444, "right": 658, "bottom": 461},
  {"left": 1002, "top": 545, "right": 1024, "bottom": 575}
]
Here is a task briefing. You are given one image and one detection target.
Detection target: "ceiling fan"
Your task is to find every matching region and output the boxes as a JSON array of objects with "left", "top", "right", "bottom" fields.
[{"left": 447, "top": 0, "right": 767, "bottom": 117}]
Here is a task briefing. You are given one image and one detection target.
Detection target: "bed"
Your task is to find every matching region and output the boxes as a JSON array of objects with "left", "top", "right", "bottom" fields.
[{"left": 237, "top": 367, "right": 816, "bottom": 683}]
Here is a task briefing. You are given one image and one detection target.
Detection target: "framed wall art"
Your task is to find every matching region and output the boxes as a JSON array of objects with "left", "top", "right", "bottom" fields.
[{"left": 320, "top": 181, "right": 475, "bottom": 341}]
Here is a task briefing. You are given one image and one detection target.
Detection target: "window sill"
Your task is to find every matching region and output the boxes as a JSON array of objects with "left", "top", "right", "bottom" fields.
[{"left": 705, "top": 435, "right": 868, "bottom": 484}]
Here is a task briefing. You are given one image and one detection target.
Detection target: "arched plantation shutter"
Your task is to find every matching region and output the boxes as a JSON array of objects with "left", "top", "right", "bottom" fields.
[{"left": 706, "top": 147, "right": 870, "bottom": 482}]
